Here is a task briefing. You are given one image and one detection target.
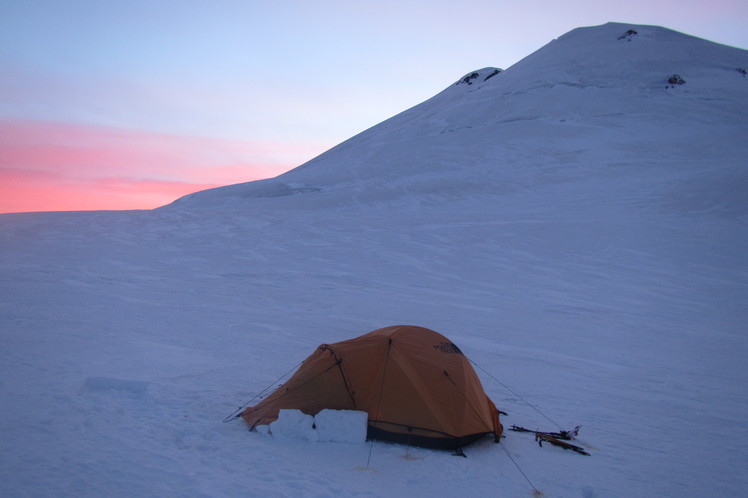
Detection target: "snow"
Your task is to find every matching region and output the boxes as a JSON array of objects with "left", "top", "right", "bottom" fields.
[
  {"left": 2, "top": 22, "right": 748, "bottom": 497},
  {"left": 269, "top": 410, "right": 318, "bottom": 442},
  {"left": 315, "top": 410, "right": 368, "bottom": 444},
  {"left": 265, "top": 409, "right": 368, "bottom": 444}
]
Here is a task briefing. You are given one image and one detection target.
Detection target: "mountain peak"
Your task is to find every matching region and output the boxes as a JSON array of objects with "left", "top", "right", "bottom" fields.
[
  {"left": 496, "top": 22, "right": 748, "bottom": 91},
  {"left": 169, "top": 23, "right": 748, "bottom": 213}
]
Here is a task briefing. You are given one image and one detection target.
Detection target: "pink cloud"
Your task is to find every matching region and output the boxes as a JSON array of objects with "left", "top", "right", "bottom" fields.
[{"left": 0, "top": 120, "right": 322, "bottom": 213}]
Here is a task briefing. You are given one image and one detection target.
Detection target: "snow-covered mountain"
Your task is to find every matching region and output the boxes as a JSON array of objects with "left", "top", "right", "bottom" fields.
[
  {"left": 172, "top": 22, "right": 748, "bottom": 217},
  {"left": 1, "top": 23, "right": 747, "bottom": 498}
]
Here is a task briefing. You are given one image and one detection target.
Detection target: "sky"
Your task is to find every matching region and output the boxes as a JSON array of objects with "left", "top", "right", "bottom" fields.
[{"left": 1, "top": 0, "right": 747, "bottom": 213}]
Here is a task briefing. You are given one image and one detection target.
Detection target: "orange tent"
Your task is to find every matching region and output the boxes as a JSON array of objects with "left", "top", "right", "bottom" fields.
[{"left": 242, "top": 325, "right": 502, "bottom": 449}]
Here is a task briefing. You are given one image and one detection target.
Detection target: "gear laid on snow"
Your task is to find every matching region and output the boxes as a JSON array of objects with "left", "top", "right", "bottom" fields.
[
  {"left": 509, "top": 424, "right": 580, "bottom": 440},
  {"left": 509, "top": 425, "right": 590, "bottom": 456}
]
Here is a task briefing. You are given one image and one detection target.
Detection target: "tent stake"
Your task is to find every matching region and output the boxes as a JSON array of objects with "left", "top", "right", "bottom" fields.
[{"left": 366, "top": 438, "right": 376, "bottom": 468}]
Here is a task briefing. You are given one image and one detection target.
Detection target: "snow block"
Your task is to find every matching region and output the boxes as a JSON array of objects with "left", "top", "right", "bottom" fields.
[
  {"left": 269, "top": 409, "right": 317, "bottom": 442},
  {"left": 82, "top": 377, "right": 149, "bottom": 398},
  {"left": 314, "top": 409, "right": 368, "bottom": 444},
  {"left": 264, "top": 409, "right": 367, "bottom": 444}
]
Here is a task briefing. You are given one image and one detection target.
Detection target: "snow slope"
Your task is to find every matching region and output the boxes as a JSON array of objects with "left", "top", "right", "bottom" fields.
[{"left": 1, "top": 22, "right": 747, "bottom": 497}]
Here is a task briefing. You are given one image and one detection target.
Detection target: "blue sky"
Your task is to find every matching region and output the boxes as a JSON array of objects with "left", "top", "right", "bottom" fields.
[{"left": 1, "top": 0, "right": 746, "bottom": 212}]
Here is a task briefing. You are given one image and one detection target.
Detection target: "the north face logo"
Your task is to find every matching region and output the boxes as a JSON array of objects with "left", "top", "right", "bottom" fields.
[{"left": 434, "top": 342, "right": 463, "bottom": 354}]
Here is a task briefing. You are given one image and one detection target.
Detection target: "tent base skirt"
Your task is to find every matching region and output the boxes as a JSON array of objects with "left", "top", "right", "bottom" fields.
[{"left": 366, "top": 425, "right": 490, "bottom": 450}]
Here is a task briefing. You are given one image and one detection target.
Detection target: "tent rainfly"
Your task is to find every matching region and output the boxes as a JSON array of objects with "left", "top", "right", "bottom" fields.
[{"left": 242, "top": 325, "right": 503, "bottom": 449}]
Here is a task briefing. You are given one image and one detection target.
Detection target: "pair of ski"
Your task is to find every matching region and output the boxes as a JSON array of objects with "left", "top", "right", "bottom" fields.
[{"left": 509, "top": 425, "right": 590, "bottom": 456}]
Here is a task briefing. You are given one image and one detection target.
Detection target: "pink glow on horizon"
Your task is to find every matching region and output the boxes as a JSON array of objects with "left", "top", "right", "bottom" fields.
[
  {"left": 1, "top": 170, "right": 220, "bottom": 212},
  {"left": 0, "top": 120, "right": 322, "bottom": 213}
]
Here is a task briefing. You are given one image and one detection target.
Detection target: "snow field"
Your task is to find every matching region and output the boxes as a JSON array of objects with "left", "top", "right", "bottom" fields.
[{"left": 2, "top": 22, "right": 748, "bottom": 498}]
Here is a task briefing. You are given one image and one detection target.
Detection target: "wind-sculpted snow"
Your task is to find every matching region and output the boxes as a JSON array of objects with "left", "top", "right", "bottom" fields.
[{"left": 1, "top": 22, "right": 748, "bottom": 497}]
